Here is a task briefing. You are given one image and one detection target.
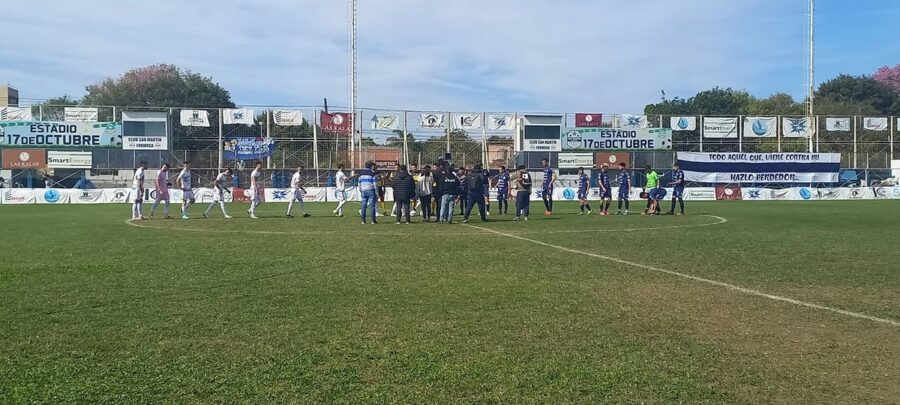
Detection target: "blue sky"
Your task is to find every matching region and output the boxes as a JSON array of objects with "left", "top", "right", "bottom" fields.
[{"left": 1, "top": 0, "right": 897, "bottom": 113}]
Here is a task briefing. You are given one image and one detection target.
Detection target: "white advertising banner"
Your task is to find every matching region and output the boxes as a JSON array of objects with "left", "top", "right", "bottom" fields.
[
  {"left": 34, "top": 188, "right": 70, "bottom": 204},
  {"left": 487, "top": 114, "right": 515, "bottom": 131},
  {"left": 273, "top": 110, "right": 303, "bottom": 126},
  {"left": 327, "top": 187, "right": 360, "bottom": 202},
  {"left": 677, "top": 152, "right": 841, "bottom": 183},
  {"left": 558, "top": 153, "right": 594, "bottom": 168},
  {"left": 102, "top": 188, "right": 134, "bottom": 203},
  {"left": 702, "top": 117, "right": 738, "bottom": 138},
  {"left": 523, "top": 139, "right": 561, "bottom": 152},
  {"left": 47, "top": 151, "right": 93, "bottom": 168},
  {"left": 419, "top": 113, "right": 446, "bottom": 128},
  {"left": 180, "top": 110, "right": 210, "bottom": 127},
  {"left": 451, "top": 113, "right": 482, "bottom": 130},
  {"left": 223, "top": 108, "right": 255, "bottom": 125},
  {"left": 825, "top": 117, "right": 851, "bottom": 132},
  {"left": 781, "top": 117, "right": 814, "bottom": 138},
  {"left": 619, "top": 114, "right": 649, "bottom": 128},
  {"left": 1, "top": 106, "right": 33, "bottom": 121},
  {"left": 743, "top": 117, "right": 777, "bottom": 138},
  {"left": 682, "top": 187, "right": 717, "bottom": 201},
  {"left": 64, "top": 107, "right": 99, "bottom": 122},
  {"left": 863, "top": 117, "right": 888, "bottom": 131},
  {"left": 370, "top": 114, "right": 400, "bottom": 130},
  {"left": 670, "top": 116, "right": 697, "bottom": 131},
  {"left": 2, "top": 188, "right": 35, "bottom": 204},
  {"left": 67, "top": 189, "right": 107, "bottom": 204},
  {"left": 123, "top": 136, "right": 167, "bottom": 150}
]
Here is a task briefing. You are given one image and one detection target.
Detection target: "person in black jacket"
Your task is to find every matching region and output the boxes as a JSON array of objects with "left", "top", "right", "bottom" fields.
[
  {"left": 438, "top": 165, "right": 459, "bottom": 223},
  {"left": 463, "top": 164, "right": 489, "bottom": 223},
  {"left": 392, "top": 164, "right": 415, "bottom": 224}
]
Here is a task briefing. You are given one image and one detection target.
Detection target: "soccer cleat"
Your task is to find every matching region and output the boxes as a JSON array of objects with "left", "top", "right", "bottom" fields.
[
  {"left": 513, "top": 216, "right": 520, "bottom": 221},
  {"left": 149, "top": 215, "right": 155, "bottom": 220},
  {"left": 587, "top": 210, "right": 592, "bottom": 215},
  {"left": 286, "top": 214, "right": 294, "bottom": 218},
  {"left": 578, "top": 212, "right": 584, "bottom": 215},
  {"left": 405, "top": 221, "right": 410, "bottom": 224},
  {"left": 250, "top": 214, "right": 259, "bottom": 219},
  {"left": 361, "top": 221, "right": 367, "bottom": 225},
  {"left": 372, "top": 220, "right": 378, "bottom": 224},
  {"left": 332, "top": 209, "right": 338, "bottom": 214},
  {"left": 396, "top": 221, "right": 401, "bottom": 225},
  {"left": 676, "top": 212, "right": 684, "bottom": 216},
  {"left": 303, "top": 214, "right": 311, "bottom": 218},
  {"left": 463, "top": 219, "right": 469, "bottom": 223},
  {"left": 182, "top": 215, "right": 189, "bottom": 220},
  {"left": 224, "top": 215, "right": 233, "bottom": 219},
  {"left": 165, "top": 215, "right": 173, "bottom": 220},
  {"left": 203, "top": 213, "right": 209, "bottom": 219},
  {"left": 524, "top": 216, "right": 529, "bottom": 221},
  {"left": 486, "top": 211, "right": 491, "bottom": 216}
]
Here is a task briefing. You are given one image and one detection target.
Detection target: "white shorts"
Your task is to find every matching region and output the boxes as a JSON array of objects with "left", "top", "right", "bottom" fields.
[
  {"left": 183, "top": 189, "right": 194, "bottom": 201},
  {"left": 213, "top": 188, "right": 224, "bottom": 202},
  {"left": 335, "top": 189, "right": 347, "bottom": 202},
  {"left": 250, "top": 187, "right": 260, "bottom": 201},
  {"left": 291, "top": 188, "right": 304, "bottom": 201},
  {"left": 132, "top": 187, "right": 143, "bottom": 203}
]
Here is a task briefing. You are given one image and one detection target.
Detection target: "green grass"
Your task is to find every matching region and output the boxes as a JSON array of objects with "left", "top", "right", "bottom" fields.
[{"left": 1, "top": 200, "right": 898, "bottom": 403}]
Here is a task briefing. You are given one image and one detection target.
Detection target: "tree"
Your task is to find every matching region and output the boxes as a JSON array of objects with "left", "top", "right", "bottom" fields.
[
  {"left": 815, "top": 74, "right": 898, "bottom": 115},
  {"left": 874, "top": 64, "right": 900, "bottom": 93},
  {"left": 745, "top": 93, "right": 804, "bottom": 116},
  {"left": 38, "top": 95, "right": 80, "bottom": 106},
  {"left": 644, "top": 87, "right": 755, "bottom": 116},
  {"left": 81, "top": 64, "right": 234, "bottom": 108}
]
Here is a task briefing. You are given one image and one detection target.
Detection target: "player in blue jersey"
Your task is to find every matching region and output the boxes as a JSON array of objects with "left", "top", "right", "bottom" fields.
[
  {"left": 494, "top": 166, "right": 510, "bottom": 215},
  {"left": 667, "top": 162, "right": 686, "bottom": 215},
  {"left": 598, "top": 163, "right": 612, "bottom": 216},
  {"left": 577, "top": 167, "right": 592, "bottom": 215},
  {"left": 615, "top": 162, "right": 631, "bottom": 215},
  {"left": 540, "top": 158, "right": 557, "bottom": 216}
]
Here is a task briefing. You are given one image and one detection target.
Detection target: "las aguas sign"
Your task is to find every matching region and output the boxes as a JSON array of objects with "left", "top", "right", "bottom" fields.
[
  {"left": 0, "top": 121, "right": 123, "bottom": 148},
  {"left": 561, "top": 127, "right": 672, "bottom": 151},
  {"left": 677, "top": 152, "right": 841, "bottom": 183}
]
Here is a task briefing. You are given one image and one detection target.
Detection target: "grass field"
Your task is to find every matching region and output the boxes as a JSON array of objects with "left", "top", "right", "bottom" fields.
[{"left": 1, "top": 200, "right": 898, "bottom": 403}]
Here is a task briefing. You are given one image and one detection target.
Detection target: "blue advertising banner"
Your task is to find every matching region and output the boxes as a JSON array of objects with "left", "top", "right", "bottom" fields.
[
  {"left": 677, "top": 152, "right": 841, "bottom": 183},
  {"left": 224, "top": 137, "right": 276, "bottom": 160}
]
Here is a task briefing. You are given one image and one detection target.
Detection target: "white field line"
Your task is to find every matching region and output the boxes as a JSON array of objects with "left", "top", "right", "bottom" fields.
[
  {"left": 463, "top": 222, "right": 900, "bottom": 328},
  {"left": 124, "top": 214, "right": 727, "bottom": 237}
]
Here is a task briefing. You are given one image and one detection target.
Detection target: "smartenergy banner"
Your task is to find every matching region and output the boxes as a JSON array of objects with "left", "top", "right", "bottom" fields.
[{"left": 677, "top": 152, "right": 840, "bottom": 183}]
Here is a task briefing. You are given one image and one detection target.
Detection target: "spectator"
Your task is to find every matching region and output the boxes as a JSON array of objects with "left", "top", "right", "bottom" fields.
[
  {"left": 416, "top": 165, "right": 434, "bottom": 222},
  {"left": 392, "top": 164, "right": 415, "bottom": 224}
]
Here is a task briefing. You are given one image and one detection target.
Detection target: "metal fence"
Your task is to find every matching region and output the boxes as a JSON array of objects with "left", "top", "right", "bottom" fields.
[{"left": 5, "top": 105, "right": 897, "bottom": 188}]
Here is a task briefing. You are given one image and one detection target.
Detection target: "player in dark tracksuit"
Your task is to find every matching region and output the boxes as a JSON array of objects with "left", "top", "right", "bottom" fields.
[
  {"left": 541, "top": 158, "right": 557, "bottom": 216},
  {"left": 494, "top": 166, "right": 510, "bottom": 215},
  {"left": 599, "top": 164, "right": 612, "bottom": 215},
  {"left": 456, "top": 167, "right": 468, "bottom": 215},
  {"left": 667, "top": 163, "right": 686, "bottom": 215},
  {"left": 616, "top": 162, "right": 631, "bottom": 215},
  {"left": 577, "top": 167, "right": 591, "bottom": 215}
]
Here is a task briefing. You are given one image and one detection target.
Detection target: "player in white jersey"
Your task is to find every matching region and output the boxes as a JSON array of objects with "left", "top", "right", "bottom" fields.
[
  {"left": 333, "top": 164, "right": 349, "bottom": 217},
  {"left": 176, "top": 161, "right": 194, "bottom": 220},
  {"left": 286, "top": 166, "right": 311, "bottom": 218},
  {"left": 247, "top": 161, "right": 263, "bottom": 219},
  {"left": 131, "top": 161, "right": 148, "bottom": 220},
  {"left": 150, "top": 163, "right": 172, "bottom": 219},
  {"left": 204, "top": 168, "right": 233, "bottom": 219}
]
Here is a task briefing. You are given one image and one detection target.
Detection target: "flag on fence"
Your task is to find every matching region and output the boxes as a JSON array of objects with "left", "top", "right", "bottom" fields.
[
  {"left": 64, "top": 107, "right": 98, "bottom": 122},
  {"left": 670, "top": 116, "right": 697, "bottom": 131},
  {"left": 180, "top": 109, "right": 210, "bottom": 127},
  {"left": 575, "top": 113, "right": 602, "bottom": 127},
  {"left": 420, "top": 113, "right": 445, "bottom": 128},
  {"left": 619, "top": 114, "right": 648, "bottom": 128},
  {"left": 487, "top": 114, "right": 515, "bottom": 131},
  {"left": 702, "top": 117, "right": 737, "bottom": 138},
  {"left": 321, "top": 112, "right": 352, "bottom": 133},
  {"left": 452, "top": 113, "right": 482, "bottom": 130},
  {"left": 863, "top": 117, "right": 888, "bottom": 131},
  {"left": 825, "top": 117, "right": 851, "bottom": 132},
  {"left": 371, "top": 114, "right": 400, "bottom": 130},
  {"left": 782, "top": 117, "right": 814, "bottom": 138},
  {"left": 273, "top": 110, "right": 303, "bottom": 126},
  {"left": 223, "top": 108, "right": 255, "bottom": 125},
  {"left": 743, "top": 117, "right": 777, "bottom": 138},
  {"left": 0, "top": 107, "right": 32, "bottom": 121}
]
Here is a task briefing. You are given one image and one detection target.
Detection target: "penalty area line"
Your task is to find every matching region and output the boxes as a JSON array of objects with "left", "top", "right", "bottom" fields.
[{"left": 463, "top": 223, "right": 900, "bottom": 328}]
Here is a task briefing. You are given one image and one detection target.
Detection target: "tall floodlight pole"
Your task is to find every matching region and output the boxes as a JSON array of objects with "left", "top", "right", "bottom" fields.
[
  {"left": 807, "top": 0, "right": 815, "bottom": 153},
  {"left": 349, "top": 0, "right": 359, "bottom": 167}
]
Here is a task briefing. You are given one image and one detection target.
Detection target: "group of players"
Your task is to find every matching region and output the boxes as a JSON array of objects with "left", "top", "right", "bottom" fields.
[{"left": 128, "top": 158, "right": 687, "bottom": 223}]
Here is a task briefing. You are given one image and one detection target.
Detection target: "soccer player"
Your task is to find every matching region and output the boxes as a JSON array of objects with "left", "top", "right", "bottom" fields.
[
  {"left": 247, "top": 161, "right": 262, "bottom": 219},
  {"left": 333, "top": 163, "right": 349, "bottom": 217},
  {"left": 150, "top": 163, "right": 172, "bottom": 219},
  {"left": 456, "top": 167, "right": 468, "bottom": 216},
  {"left": 513, "top": 164, "right": 532, "bottom": 221},
  {"left": 376, "top": 171, "right": 387, "bottom": 216},
  {"left": 482, "top": 167, "right": 491, "bottom": 216},
  {"left": 541, "top": 158, "right": 557, "bottom": 216},
  {"left": 643, "top": 165, "right": 661, "bottom": 216},
  {"left": 576, "top": 167, "right": 592, "bottom": 215},
  {"left": 131, "top": 161, "right": 147, "bottom": 220},
  {"left": 437, "top": 165, "right": 459, "bottom": 224},
  {"left": 494, "top": 166, "right": 510, "bottom": 215},
  {"left": 463, "top": 164, "right": 489, "bottom": 223},
  {"left": 203, "top": 168, "right": 233, "bottom": 219},
  {"left": 176, "top": 161, "right": 194, "bottom": 220},
  {"left": 287, "top": 165, "right": 311, "bottom": 218},
  {"left": 667, "top": 163, "right": 685, "bottom": 215},
  {"left": 598, "top": 164, "right": 612, "bottom": 215},
  {"left": 615, "top": 162, "right": 631, "bottom": 215},
  {"left": 358, "top": 161, "right": 378, "bottom": 224}
]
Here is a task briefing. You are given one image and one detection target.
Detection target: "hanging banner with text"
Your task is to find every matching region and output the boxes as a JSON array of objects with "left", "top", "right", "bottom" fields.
[
  {"left": 561, "top": 127, "right": 672, "bottom": 151},
  {"left": 677, "top": 152, "right": 841, "bottom": 183},
  {"left": 0, "top": 121, "right": 123, "bottom": 148},
  {"left": 224, "top": 137, "right": 276, "bottom": 160}
]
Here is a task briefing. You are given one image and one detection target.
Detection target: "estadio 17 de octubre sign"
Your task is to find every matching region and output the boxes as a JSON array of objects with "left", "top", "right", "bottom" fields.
[{"left": 0, "top": 121, "right": 123, "bottom": 148}]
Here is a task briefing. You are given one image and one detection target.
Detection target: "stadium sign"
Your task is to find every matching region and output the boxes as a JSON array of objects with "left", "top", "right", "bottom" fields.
[
  {"left": 2, "top": 149, "right": 46, "bottom": 169},
  {"left": 47, "top": 151, "right": 92, "bottom": 169},
  {"left": 558, "top": 153, "right": 594, "bottom": 168},
  {"left": 561, "top": 128, "right": 672, "bottom": 151},
  {"left": 677, "top": 152, "right": 841, "bottom": 183},
  {"left": 0, "top": 121, "right": 122, "bottom": 148}
]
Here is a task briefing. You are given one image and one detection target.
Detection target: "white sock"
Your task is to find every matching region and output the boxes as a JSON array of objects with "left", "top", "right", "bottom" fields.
[
  {"left": 219, "top": 201, "right": 227, "bottom": 215},
  {"left": 299, "top": 199, "right": 306, "bottom": 214},
  {"left": 205, "top": 202, "right": 215, "bottom": 215},
  {"left": 287, "top": 201, "right": 294, "bottom": 215}
]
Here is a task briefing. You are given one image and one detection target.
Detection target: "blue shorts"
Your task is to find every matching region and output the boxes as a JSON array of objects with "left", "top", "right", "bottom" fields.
[
  {"left": 497, "top": 189, "right": 508, "bottom": 200},
  {"left": 618, "top": 189, "right": 630, "bottom": 200},
  {"left": 577, "top": 190, "right": 588, "bottom": 200},
  {"left": 542, "top": 186, "right": 553, "bottom": 195},
  {"left": 650, "top": 188, "right": 667, "bottom": 200},
  {"left": 601, "top": 188, "right": 612, "bottom": 199},
  {"left": 672, "top": 187, "right": 684, "bottom": 198}
]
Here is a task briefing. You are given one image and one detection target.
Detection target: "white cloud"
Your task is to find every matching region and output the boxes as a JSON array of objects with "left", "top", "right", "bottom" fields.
[{"left": 0, "top": 0, "right": 808, "bottom": 112}]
